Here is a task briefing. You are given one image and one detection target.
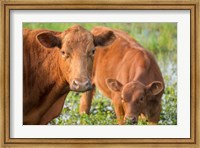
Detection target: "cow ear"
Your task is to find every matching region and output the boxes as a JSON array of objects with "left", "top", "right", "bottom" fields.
[
  {"left": 106, "top": 78, "right": 123, "bottom": 92},
  {"left": 146, "top": 81, "right": 163, "bottom": 96},
  {"left": 37, "top": 32, "right": 61, "bottom": 48},
  {"left": 93, "top": 30, "right": 116, "bottom": 46}
]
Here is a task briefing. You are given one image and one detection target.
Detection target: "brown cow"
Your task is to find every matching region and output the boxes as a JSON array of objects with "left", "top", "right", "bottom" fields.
[
  {"left": 80, "top": 26, "right": 164, "bottom": 125},
  {"left": 23, "top": 25, "right": 116, "bottom": 125}
]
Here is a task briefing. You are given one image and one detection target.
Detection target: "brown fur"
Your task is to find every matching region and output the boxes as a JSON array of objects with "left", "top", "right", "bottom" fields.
[
  {"left": 80, "top": 26, "right": 164, "bottom": 125},
  {"left": 23, "top": 25, "right": 115, "bottom": 125}
]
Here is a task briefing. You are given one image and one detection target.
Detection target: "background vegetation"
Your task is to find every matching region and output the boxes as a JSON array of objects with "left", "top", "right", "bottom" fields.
[{"left": 23, "top": 23, "right": 177, "bottom": 125}]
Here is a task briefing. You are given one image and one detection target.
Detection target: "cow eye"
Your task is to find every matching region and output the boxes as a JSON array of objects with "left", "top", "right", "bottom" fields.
[
  {"left": 139, "top": 97, "right": 144, "bottom": 102},
  {"left": 92, "top": 48, "right": 95, "bottom": 55},
  {"left": 89, "top": 48, "right": 95, "bottom": 56},
  {"left": 60, "top": 51, "right": 65, "bottom": 57}
]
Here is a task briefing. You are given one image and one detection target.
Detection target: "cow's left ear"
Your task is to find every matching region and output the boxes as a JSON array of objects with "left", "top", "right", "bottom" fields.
[
  {"left": 37, "top": 31, "right": 61, "bottom": 48},
  {"left": 146, "top": 81, "right": 163, "bottom": 96},
  {"left": 106, "top": 78, "right": 123, "bottom": 92},
  {"left": 92, "top": 30, "right": 116, "bottom": 47}
]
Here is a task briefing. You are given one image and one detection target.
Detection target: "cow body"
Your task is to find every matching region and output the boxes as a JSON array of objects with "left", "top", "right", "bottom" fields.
[
  {"left": 80, "top": 27, "right": 164, "bottom": 124},
  {"left": 23, "top": 25, "right": 115, "bottom": 124}
]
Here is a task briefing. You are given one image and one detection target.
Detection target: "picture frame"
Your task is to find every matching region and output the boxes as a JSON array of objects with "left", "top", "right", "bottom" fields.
[{"left": 0, "top": 0, "right": 199, "bottom": 147}]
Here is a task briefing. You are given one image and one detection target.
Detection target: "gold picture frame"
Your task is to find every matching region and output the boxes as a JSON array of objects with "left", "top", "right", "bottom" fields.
[{"left": 0, "top": 0, "right": 199, "bottom": 147}]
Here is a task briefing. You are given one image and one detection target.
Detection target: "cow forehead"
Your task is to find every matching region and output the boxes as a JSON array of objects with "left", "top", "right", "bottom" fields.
[
  {"left": 62, "top": 26, "right": 93, "bottom": 42},
  {"left": 60, "top": 25, "right": 94, "bottom": 53},
  {"left": 122, "top": 82, "right": 146, "bottom": 98},
  {"left": 62, "top": 32, "right": 93, "bottom": 50}
]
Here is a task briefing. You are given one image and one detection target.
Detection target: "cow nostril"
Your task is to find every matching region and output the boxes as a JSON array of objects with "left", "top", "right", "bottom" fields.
[
  {"left": 83, "top": 80, "right": 92, "bottom": 88},
  {"left": 73, "top": 80, "right": 78, "bottom": 86},
  {"left": 132, "top": 117, "right": 137, "bottom": 123},
  {"left": 72, "top": 80, "right": 79, "bottom": 89},
  {"left": 85, "top": 81, "right": 90, "bottom": 87}
]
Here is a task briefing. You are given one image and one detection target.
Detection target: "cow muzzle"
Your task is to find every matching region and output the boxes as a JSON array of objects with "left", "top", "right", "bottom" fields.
[
  {"left": 124, "top": 116, "right": 138, "bottom": 125},
  {"left": 70, "top": 78, "right": 92, "bottom": 92}
]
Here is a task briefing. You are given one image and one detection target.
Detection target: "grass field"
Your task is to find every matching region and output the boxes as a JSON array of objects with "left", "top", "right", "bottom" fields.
[{"left": 23, "top": 23, "right": 177, "bottom": 125}]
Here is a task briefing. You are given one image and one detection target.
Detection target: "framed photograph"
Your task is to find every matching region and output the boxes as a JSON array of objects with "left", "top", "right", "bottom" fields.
[{"left": 0, "top": 0, "right": 199, "bottom": 147}]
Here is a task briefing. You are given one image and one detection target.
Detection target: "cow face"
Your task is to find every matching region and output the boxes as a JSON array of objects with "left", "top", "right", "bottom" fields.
[
  {"left": 36, "top": 25, "right": 116, "bottom": 92},
  {"left": 106, "top": 79, "right": 163, "bottom": 124}
]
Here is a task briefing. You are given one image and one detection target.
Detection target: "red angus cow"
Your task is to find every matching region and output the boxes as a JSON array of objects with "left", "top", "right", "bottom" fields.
[
  {"left": 23, "top": 25, "right": 116, "bottom": 124},
  {"left": 80, "top": 26, "right": 164, "bottom": 125}
]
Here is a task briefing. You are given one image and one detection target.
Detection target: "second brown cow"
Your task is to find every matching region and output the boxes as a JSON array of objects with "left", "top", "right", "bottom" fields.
[{"left": 80, "top": 26, "right": 164, "bottom": 125}]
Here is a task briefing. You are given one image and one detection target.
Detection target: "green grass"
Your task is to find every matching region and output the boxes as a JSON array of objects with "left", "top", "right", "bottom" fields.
[
  {"left": 24, "top": 23, "right": 177, "bottom": 125},
  {"left": 50, "top": 91, "right": 118, "bottom": 125}
]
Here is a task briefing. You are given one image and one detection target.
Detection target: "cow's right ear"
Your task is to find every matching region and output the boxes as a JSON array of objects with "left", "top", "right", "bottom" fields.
[
  {"left": 37, "top": 32, "right": 61, "bottom": 48},
  {"left": 106, "top": 78, "right": 123, "bottom": 92},
  {"left": 146, "top": 81, "right": 163, "bottom": 96},
  {"left": 93, "top": 30, "right": 116, "bottom": 47}
]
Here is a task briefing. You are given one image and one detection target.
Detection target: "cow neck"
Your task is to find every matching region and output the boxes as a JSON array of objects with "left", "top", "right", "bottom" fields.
[
  {"left": 29, "top": 56, "right": 68, "bottom": 123},
  {"left": 35, "top": 49, "right": 67, "bottom": 113}
]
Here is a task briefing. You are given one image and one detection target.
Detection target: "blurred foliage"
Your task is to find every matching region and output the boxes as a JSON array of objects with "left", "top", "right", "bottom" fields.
[
  {"left": 50, "top": 91, "right": 118, "bottom": 125},
  {"left": 24, "top": 23, "right": 177, "bottom": 125}
]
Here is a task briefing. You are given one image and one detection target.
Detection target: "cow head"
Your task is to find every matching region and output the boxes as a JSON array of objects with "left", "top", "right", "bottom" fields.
[
  {"left": 106, "top": 79, "right": 163, "bottom": 124},
  {"left": 36, "top": 25, "right": 116, "bottom": 92}
]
